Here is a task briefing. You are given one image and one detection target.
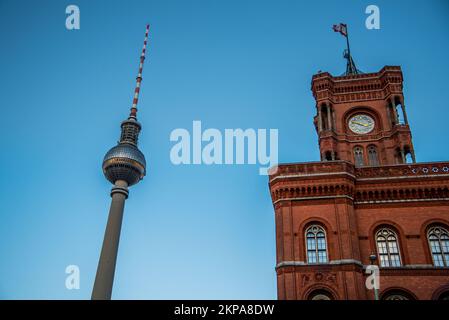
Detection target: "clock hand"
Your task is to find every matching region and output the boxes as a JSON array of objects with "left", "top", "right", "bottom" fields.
[{"left": 351, "top": 121, "right": 369, "bottom": 127}]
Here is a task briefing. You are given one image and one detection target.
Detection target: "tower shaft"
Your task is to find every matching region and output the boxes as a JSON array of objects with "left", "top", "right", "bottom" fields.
[{"left": 91, "top": 180, "right": 128, "bottom": 300}]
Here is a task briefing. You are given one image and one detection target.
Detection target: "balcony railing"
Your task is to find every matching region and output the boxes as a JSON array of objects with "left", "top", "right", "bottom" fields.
[
  {"left": 270, "top": 161, "right": 449, "bottom": 181},
  {"left": 356, "top": 162, "right": 449, "bottom": 179}
]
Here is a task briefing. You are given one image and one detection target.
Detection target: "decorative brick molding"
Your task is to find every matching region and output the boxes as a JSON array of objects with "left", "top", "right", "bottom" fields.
[
  {"left": 312, "top": 66, "right": 403, "bottom": 104},
  {"left": 355, "top": 162, "right": 449, "bottom": 179},
  {"left": 269, "top": 161, "right": 449, "bottom": 204}
]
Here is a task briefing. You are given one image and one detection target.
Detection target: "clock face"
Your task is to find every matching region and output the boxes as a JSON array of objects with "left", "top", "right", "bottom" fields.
[{"left": 348, "top": 114, "right": 375, "bottom": 134}]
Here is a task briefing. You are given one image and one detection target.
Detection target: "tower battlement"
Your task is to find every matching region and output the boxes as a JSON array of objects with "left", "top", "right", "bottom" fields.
[{"left": 311, "top": 66, "right": 404, "bottom": 103}]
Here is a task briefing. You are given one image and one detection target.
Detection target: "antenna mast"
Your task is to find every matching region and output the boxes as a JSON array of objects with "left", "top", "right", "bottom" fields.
[{"left": 129, "top": 24, "right": 150, "bottom": 119}]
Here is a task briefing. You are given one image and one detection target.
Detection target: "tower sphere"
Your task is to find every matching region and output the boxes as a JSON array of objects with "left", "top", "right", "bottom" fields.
[{"left": 102, "top": 144, "right": 146, "bottom": 186}]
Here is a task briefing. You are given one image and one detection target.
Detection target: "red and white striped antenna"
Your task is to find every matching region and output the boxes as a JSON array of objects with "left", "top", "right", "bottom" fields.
[{"left": 129, "top": 24, "right": 150, "bottom": 119}]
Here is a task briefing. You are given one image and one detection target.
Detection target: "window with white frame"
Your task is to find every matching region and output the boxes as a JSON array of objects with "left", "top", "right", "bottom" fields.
[
  {"left": 306, "top": 225, "right": 328, "bottom": 263},
  {"left": 376, "top": 228, "right": 402, "bottom": 267},
  {"left": 427, "top": 226, "right": 449, "bottom": 267}
]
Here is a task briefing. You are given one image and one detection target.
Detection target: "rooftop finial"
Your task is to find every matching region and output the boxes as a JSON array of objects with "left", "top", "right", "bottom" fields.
[
  {"left": 332, "top": 23, "right": 361, "bottom": 75},
  {"left": 129, "top": 24, "right": 150, "bottom": 119}
]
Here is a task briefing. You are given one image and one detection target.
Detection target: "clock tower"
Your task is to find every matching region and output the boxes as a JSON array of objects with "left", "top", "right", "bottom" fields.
[
  {"left": 269, "top": 47, "right": 449, "bottom": 299},
  {"left": 312, "top": 66, "right": 416, "bottom": 167}
]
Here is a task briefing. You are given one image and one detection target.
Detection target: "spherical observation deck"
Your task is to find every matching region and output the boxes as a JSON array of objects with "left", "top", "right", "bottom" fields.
[{"left": 102, "top": 143, "right": 146, "bottom": 186}]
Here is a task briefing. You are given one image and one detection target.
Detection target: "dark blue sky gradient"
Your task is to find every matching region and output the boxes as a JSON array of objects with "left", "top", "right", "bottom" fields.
[{"left": 0, "top": 0, "right": 448, "bottom": 299}]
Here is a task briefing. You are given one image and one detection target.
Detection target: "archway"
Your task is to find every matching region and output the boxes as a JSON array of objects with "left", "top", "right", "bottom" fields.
[{"left": 307, "top": 289, "right": 335, "bottom": 300}]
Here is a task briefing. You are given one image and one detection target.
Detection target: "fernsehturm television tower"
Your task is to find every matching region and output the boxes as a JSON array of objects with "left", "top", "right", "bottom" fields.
[{"left": 92, "top": 24, "right": 150, "bottom": 300}]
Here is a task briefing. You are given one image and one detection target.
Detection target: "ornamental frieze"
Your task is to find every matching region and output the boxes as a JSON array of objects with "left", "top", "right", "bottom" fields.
[
  {"left": 270, "top": 162, "right": 449, "bottom": 203},
  {"left": 355, "top": 162, "right": 449, "bottom": 179},
  {"left": 301, "top": 272, "right": 338, "bottom": 287}
]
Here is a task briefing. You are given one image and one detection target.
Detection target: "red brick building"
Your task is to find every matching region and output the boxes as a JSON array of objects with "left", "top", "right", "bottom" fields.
[{"left": 268, "top": 66, "right": 449, "bottom": 300}]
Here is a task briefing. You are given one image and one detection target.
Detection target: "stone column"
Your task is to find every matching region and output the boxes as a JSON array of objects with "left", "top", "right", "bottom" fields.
[
  {"left": 92, "top": 180, "right": 129, "bottom": 300},
  {"left": 400, "top": 98, "right": 409, "bottom": 125},
  {"left": 400, "top": 149, "right": 406, "bottom": 164},
  {"left": 326, "top": 103, "right": 332, "bottom": 131},
  {"left": 318, "top": 107, "right": 323, "bottom": 132},
  {"left": 391, "top": 97, "right": 399, "bottom": 125},
  {"left": 411, "top": 149, "right": 416, "bottom": 163},
  {"left": 332, "top": 109, "right": 337, "bottom": 131},
  {"left": 385, "top": 101, "right": 392, "bottom": 127}
]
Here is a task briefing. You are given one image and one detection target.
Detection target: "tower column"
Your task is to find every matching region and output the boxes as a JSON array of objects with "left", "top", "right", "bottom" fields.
[
  {"left": 400, "top": 148, "right": 406, "bottom": 164},
  {"left": 400, "top": 98, "right": 409, "bottom": 125},
  {"left": 92, "top": 180, "right": 129, "bottom": 300},
  {"left": 385, "top": 100, "right": 392, "bottom": 128},
  {"left": 332, "top": 108, "right": 336, "bottom": 131},
  {"left": 391, "top": 97, "right": 399, "bottom": 125},
  {"left": 318, "top": 106, "right": 323, "bottom": 132},
  {"left": 326, "top": 103, "right": 332, "bottom": 131},
  {"left": 411, "top": 149, "right": 416, "bottom": 163}
]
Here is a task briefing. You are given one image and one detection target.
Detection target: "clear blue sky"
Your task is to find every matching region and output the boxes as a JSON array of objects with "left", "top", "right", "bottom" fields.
[{"left": 0, "top": 0, "right": 448, "bottom": 299}]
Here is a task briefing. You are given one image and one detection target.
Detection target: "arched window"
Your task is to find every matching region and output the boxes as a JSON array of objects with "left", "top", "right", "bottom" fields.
[
  {"left": 405, "top": 152, "right": 413, "bottom": 163},
  {"left": 403, "top": 146, "right": 414, "bottom": 164},
  {"left": 427, "top": 226, "right": 449, "bottom": 267},
  {"left": 385, "top": 294, "right": 408, "bottom": 300},
  {"left": 306, "top": 225, "right": 328, "bottom": 263},
  {"left": 396, "top": 103, "right": 405, "bottom": 124},
  {"left": 437, "top": 291, "right": 449, "bottom": 300},
  {"left": 382, "top": 289, "right": 415, "bottom": 300},
  {"left": 324, "top": 151, "right": 332, "bottom": 161},
  {"left": 307, "top": 289, "right": 334, "bottom": 300},
  {"left": 354, "top": 146, "right": 364, "bottom": 167},
  {"left": 376, "top": 228, "right": 402, "bottom": 267},
  {"left": 367, "top": 145, "right": 379, "bottom": 166}
]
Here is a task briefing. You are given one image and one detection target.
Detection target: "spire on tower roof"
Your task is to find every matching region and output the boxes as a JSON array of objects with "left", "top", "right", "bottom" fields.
[{"left": 129, "top": 24, "right": 150, "bottom": 119}]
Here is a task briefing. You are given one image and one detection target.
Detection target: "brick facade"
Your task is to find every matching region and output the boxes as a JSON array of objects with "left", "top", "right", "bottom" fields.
[{"left": 269, "top": 66, "right": 449, "bottom": 300}]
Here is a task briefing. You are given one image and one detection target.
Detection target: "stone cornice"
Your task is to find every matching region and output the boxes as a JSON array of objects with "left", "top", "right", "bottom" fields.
[
  {"left": 355, "top": 162, "right": 449, "bottom": 179},
  {"left": 378, "top": 266, "right": 449, "bottom": 276},
  {"left": 311, "top": 66, "right": 404, "bottom": 104},
  {"left": 269, "top": 161, "right": 449, "bottom": 204},
  {"left": 270, "top": 171, "right": 356, "bottom": 183},
  {"left": 269, "top": 161, "right": 355, "bottom": 182},
  {"left": 273, "top": 195, "right": 354, "bottom": 205},
  {"left": 269, "top": 161, "right": 449, "bottom": 182},
  {"left": 276, "top": 261, "right": 449, "bottom": 277},
  {"left": 311, "top": 66, "right": 402, "bottom": 83},
  {"left": 355, "top": 198, "right": 449, "bottom": 205},
  {"left": 276, "top": 259, "right": 364, "bottom": 270}
]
